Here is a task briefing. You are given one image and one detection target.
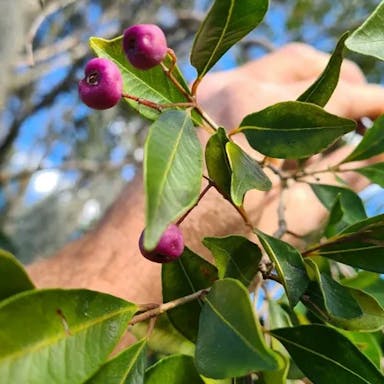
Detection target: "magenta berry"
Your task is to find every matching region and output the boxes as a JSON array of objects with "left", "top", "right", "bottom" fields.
[
  {"left": 139, "top": 224, "right": 184, "bottom": 263},
  {"left": 123, "top": 24, "right": 168, "bottom": 70},
  {"left": 78, "top": 58, "right": 123, "bottom": 110}
]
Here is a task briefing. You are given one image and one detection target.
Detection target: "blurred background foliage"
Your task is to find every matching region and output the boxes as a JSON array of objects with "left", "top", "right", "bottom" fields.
[{"left": 0, "top": 0, "right": 382, "bottom": 264}]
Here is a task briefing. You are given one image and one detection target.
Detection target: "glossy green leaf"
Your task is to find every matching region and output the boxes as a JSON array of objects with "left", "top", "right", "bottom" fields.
[
  {"left": 355, "top": 163, "right": 384, "bottom": 187},
  {"left": 255, "top": 230, "right": 310, "bottom": 307},
  {"left": 306, "top": 214, "right": 384, "bottom": 273},
  {"left": 271, "top": 325, "right": 384, "bottom": 384},
  {"left": 191, "top": 0, "right": 268, "bottom": 77},
  {"left": 304, "top": 259, "right": 362, "bottom": 320},
  {"left": 203, "top": 235, "right": 262, "bottom": 287},
  {"left": 310, "top": 183, "right": 367, "bottom": 235},
  {"left": 226, "top": 142, "right": 272, "bottom": 206},
  {"left": 238, "top": 101, "right": 355, "bottom": 159},
  {"left": 205, "top": 127, "right": 232, "bottom": 199},
  {"left": 268, "top": 300, "right": 292, "bottom": 330},
  {"left": 195, "top": 279, "right": 279, "bottom": 379},
  {"left": 298, "top": 33, "right": 348, "bottom": 106},
  {"left": 345, "top": 1, "right": 384, "bottom": 61},
  {"left": 262, "top": 352, "right": 289, "bottom": 384},
  {"left": 144, "top": 110, "right": 202, "bottom": 249},
  {"left": 145, "top": 354, "right": 204, "bottom": 384},
  {"left": 90, "top": 36, "right": 190, "bottom": 120},
  {"left": 162, "top": 247, "right": 218, "bottom": 342},
  {"left": 341, "top": 115, "right": 384, "bottom": 163},
  {"left": 86, "top": 339, "right": 146, "bottom": 384},
  {"left": 0, "top": 249, "right": 34, "bottom": 301},
  {"left": 0, "top": 289, "right": 137, "bottom": 384}
]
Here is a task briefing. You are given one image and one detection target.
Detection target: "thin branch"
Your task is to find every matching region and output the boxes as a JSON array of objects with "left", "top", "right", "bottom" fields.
[{"left": 130, "top": 288, "right": 210, "bottom": 325}]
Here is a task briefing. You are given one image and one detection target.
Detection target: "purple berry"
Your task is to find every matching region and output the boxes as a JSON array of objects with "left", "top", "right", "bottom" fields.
[
  {"left": 139, "top": 224, "right": 184, "bottom": 263},
  {"left": 78, "top": 58, "right": 123, "bottom": 110},
  {"left": 123, "top": 24, "right": 168, "bottom": 70}
]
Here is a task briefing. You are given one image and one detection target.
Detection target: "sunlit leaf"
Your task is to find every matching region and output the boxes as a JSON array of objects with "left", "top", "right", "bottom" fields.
[
  {"left": 238, "top": 101, "right": 355, "bottom": 159},
  {"left": 341, "top": 115, "right": 384, "bottom": 163},
  {"left": 191, "top": 0, "right": 268, "bottom": 77},
  {"left": 144, "top": 110, "right": 202, "bottom": 249},
  {"left": 345, "top": 1, "right": 384, "bottom": 61},
  {"left": 86, "top": 339, "right": 146, "bottom": 384},
  {"left": 145, "top": 354, "right": 205, "bottom": 384},
  {"left": 203, "top": 235, "right": 262, "bottom": 287},
  {"left": 298, "top": 32, "right": 348, "bottom": 106},
  {"left": 162, "top": 247, "right": 217, "bottom": 342},
  {"left": 226, "top": 142, "right": 271, "bottom": 206},
  {"left": 90, "top": 36, "right": 190, "bottom": 120},
  {"left": 255, "top": 230, "right": 309, "bottom": 307},
  {"left": 271, "top": 325, "right": 384, "bottom": 384},
  {"left": 0, "top": 249, "right": 34, "bottom": 302},
  {"left": 195, "top": 279, "right": 279, "bottom": 379},
  {"left": 0, "top": 289, "right": 137, "bottom": 384}
]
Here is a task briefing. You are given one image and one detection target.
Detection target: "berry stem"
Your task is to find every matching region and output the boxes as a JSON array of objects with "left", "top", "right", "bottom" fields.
[{"left": 122, "top": 93, "right": 195, "bottom": 111}]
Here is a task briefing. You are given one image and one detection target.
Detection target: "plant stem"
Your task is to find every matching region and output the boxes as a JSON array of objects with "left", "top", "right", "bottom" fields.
[
  {"left": 122, "top": 93, "right": 194, "bottom": 111},
  {"left": 130, "top": 288, "right": 210, "bottom": 325}
]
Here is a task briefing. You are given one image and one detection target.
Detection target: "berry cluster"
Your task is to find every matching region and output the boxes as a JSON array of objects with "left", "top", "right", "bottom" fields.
[
  {"left": 78, "top": 24, "right": 168, "bottom": 110},
  {"left": 79, "top": 24, "right": 184, "bottom": 263}
]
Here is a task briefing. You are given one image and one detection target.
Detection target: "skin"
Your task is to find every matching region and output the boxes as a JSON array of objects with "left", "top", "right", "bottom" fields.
[{"left": 27, "top": 43, "right": 384, "bottom": 305}]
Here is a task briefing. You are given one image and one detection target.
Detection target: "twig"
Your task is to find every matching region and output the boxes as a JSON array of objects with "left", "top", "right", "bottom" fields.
[{"left": 130, "top": 288, "right": 210, "bottom": 325}]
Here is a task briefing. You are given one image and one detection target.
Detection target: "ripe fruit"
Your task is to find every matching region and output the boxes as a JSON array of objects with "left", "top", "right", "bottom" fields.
[
  {"left": 139, "top": 224, "right": 184, "bottom": 263},
  {"left": 123, "top": 24, "right": 168, "bottom": 70},
  {"left": 78, "top": 57, "right": 123, "bottom": 109}
]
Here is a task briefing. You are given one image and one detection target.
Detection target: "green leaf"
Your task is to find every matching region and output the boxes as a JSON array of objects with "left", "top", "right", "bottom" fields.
[
  {"left": 255, "top": 230, "right": 310, "bottom": 307},
  {"left": 144, "top": 110, "right": 202, "bottom": 249},
  {"left": 342, "top": 271, "right": 384, "bottom": 308},
  {"left": 86, "top": 339, "right": 146, "bottom": 384},
  {"left": 195, "top": 279, "right": 279, "bottom": 379},
  {"left": 205, "top": 127, "right": 232, "bottom": 199},
  {"left": 190, "top": 0, "right": 268, "bottom": 77},
  {"left": 304, "top": 259, "right": 362, "bottom": 321},
  {"left": 306, "top": 214, "right": 384, "bottom": 273},
  {"left": 262, "top": 352, "right": 289, "bottom": 384},
  {"left": 0, "top": 249, "right": 34, "bottom": 301},
  {"left": 271, "top": 325, "right": 384, "bottom": 384},
  {"left": 203, "top": 235, "right": 262, "bottom": 286},
  {"left": 355, "top": 162, "right": 384, "bottom": 187},
  {"left": 298, "top": 33, "right": 349, "bottom": 106},
  {"left": 238, "top": 101, "right": 355, "bottom": 159},
  {"left": 0, "top": 289, "right": 137, "bottom": 384},
  {"left": 341, "top": 115, "right": 384, "bottom": 163},
  {"left": 345, "top": 1, "right": 384, "bottom": 61},
  {"left": 90, "top": 36, "right": 190, "bottom": 120},
  {"left": 162, "top": 247, "right": 218, "bottom": 342},
  {"left": 145, "top": 354, "right": 205, "bottom": 384},
  {"left": 226, "top": 142, "right": 272, "bottom": 206},
  {"left": 342, "top": 331, "right": 382, "bottom": 370},
  {"left": 310, "top": 183, "right": 367, "bottom": 235}
]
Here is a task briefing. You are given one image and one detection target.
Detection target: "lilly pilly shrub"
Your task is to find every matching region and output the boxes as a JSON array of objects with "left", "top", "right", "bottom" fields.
[{"left": 3, "top": 1, "right": 384, "bottom": 383}]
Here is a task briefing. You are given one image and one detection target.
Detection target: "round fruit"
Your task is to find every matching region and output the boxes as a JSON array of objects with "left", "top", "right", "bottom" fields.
[
  {"left": 78, "top": 57, "right": 123, "bottom": 109},
  {"left": 123, "top": 24, "right": 168, "bottom": 70},
  {"left": 139, "top": 224, "right": 184, "bottom": 263}
]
